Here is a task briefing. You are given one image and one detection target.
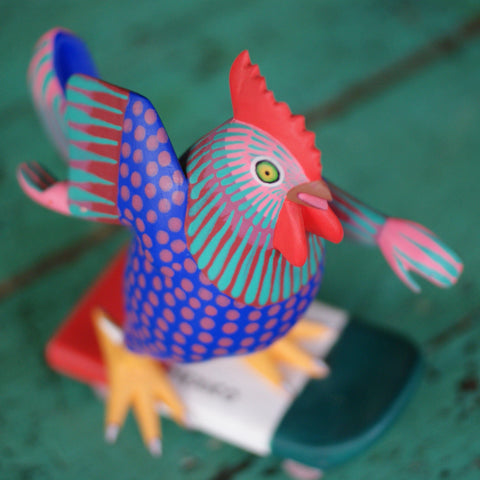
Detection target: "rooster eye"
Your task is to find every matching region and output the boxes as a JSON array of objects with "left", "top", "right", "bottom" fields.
[{"left": 255, "top": 160, "right": 280, "bottom": 184}]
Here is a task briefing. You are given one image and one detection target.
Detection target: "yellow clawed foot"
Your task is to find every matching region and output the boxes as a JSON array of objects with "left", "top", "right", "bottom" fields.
[
  {"left": 245, "top": 319, "right": 331, "bottom": 389},
  {"left": 93, "top": 309, "right": 185, "bottom": 456}
]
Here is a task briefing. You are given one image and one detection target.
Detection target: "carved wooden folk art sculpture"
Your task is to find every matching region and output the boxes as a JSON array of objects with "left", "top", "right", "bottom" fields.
[{"left": 18, "top": 28, "right": 462, "bottom": 466}]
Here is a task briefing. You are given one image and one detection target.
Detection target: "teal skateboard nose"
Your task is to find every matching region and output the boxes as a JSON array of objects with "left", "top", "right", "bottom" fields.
[{"left": 271, "top": 320, "right": 423, "bottom": 470}]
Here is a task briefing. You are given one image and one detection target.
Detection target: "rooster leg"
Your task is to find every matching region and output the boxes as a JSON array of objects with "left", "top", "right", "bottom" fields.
[
  {"left": 245, "top": 319, "right": 331, "bottom": 389},
  {"left": 93, "top": 309, "right": 185, "bottom": 456}
]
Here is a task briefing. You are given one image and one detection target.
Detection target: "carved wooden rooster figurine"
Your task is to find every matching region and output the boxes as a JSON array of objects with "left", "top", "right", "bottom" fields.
[{"left": 18, "top": 28, "right": 462, "bottom": 455}]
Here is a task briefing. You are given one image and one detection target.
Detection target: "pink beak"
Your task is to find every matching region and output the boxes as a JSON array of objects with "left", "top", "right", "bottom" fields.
[{"left": 273, "top": 180, "right": 343, "bottom": 266}]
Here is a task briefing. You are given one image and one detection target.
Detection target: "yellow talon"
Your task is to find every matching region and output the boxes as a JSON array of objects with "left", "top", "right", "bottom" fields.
[
  {"left": 245, "top": 317, "right": 331, "bottom": 389},
  {"left": 93, "top": 308, "right": 185, "bottom": 456}
]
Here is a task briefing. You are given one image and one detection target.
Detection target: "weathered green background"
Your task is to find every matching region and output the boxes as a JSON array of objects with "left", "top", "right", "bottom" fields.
[{"left": 1, "top": 1, "right": 479, "bottom": 478}]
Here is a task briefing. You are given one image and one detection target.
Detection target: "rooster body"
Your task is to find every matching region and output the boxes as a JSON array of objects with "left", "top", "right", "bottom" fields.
[{"left": 19, "top": 28, "right": 463, "bottom": 451}]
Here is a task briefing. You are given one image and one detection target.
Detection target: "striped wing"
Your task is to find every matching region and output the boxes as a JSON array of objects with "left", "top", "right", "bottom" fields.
[
  {"left": 377, "top": 218, "right": 463, "bottom": 291},
  {"left": 65, "top": 74, "right": 129, "bottom": 221}
]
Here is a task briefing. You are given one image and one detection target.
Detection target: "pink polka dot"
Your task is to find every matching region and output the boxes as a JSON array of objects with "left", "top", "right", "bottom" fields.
[
  {"left": 300, "top": 285, "right": 310, "bottom": 297},
  {"left": 174, "top": 287, "right": 186, "bottom": 301},
  {"left": 268, "top": 305, "right": 280, "bottom": 316},
  {"left": 199, "top": 287, "right": 212, "bottom": 301},
  {"left": 245, "top": 323, "right": 259, "bottom": 334},
  {"left": 190, "top": 354, "right": 202, "bottom": 361},
  {"left": 122, "top": 142, "right": 131, "bottom": 158},
  {"left": 198, "top": 332, "right": 213, "bottom": 343},
  {"left": 147, "top": 210, "right": 158, "bottom": 223},
  {"left": 168, "top": 217, "right": 182, "bottom": 232},
  {"left": 189, "top": 298, "right": 201, "bottom": 309},
  {"left": 144, "top": 108, "right": 156, "bottom": 124},
  {"left": 222, "top": 323, "right": 238, "bottom": 334},
  {"left": 157, "top": 150, "right": 171, "bottom": 167},
  {"left": 134, "top": 125, "right": 146, "bottom": 141},
  {"left": 172, "top": 262, "right": 182, "bottom": 271},
  {"left": 280, "top": 324, "right": 290, "bottom": 333},
  {"left": 171, "top": 353, "right": 183, "bottom": 362},
  {"left": 133, "top": 258, "right": 140, "bottom": 271},
  {"left": 248, "top": 311, "right": 261, "bottom": 321},
  {"left": 133, "top": 101, "right": 143, "bottom": 116},
  {"left": 181, "top": 307, "right": 194, "bottom": 320},
  {"left": 132, "top": 195, "right": 143, "bottom": 211},
  {"left": 161, "top": 266, "right": 174, "bottom": 277},
  {"left": 123, "top": 118, "right": 133, "bottom": 132},
  {"left": 192, "top": 344, "right": 206, "bottom": 354},
  {"left": 241, "top": 337, "right": 254, "bottom": 347},
  {"left": 163, "top": 308, "right": 174, "bottom": 322},
  {"left": 145, "top": 183, "right": 156, "bottom": 198},
  {"left": 234, "top": 300, "right": 245, "bottom": 309},
  {"left": 158, "top": 198, "right": 171, "bottom": 213},
  {"left": 282, "top": 310, "right": 294, "bottom": 322},
  {"left": 146, "top": 161, "right": 158, "bottom": 177},
  {"left": 173, "top": 332, "right": 186, "bottom": 345},
  {"left": 131, "top": 171, "right": 142, "bottom": 188},
  {"left": 181, "top": 279, "right": 193, "bottom": 292},
  {"left": 153, "top": 276, "right": 162, "bottom": 291},
  {"left": 148, "top": 292, "right": 159, "bottom": 306},
  {"left": 199, "top": 272, "right": 211, "bottom": 285},
  {"left": 121, "top": 186, "right": 130, "bottom": 201},
  {"left": 218, "top": 338, "right": 233, "bottom": 347},
  {"left": 205, "top": 305, "right": 217, "bottom": 316},
  {"left": 154, "top": 330, "right": 164, "bottom": 340},
  {"left": 164, "top": 277, "right": 173, "bottom": 288},
  {"left": 216, "top": 295, "right": 231, "bottom": 307},
  {"left": 297, "top": 299, "right": 308, "bottom": 311},
  {"left": 120, "top": 163, "right": 129, "bottom": 178},
  {"left": 159, "top": 176, "right": 173, "bottom": 192},
  {"left": 164, "top": 293, "right": 175, "bottom": 307},
  {"left": 145, "top": 250, "right": 154, "bottom": 265},
  {"left": 260, "top": 332, "right": 273, "bottom": 342},
  {"left": 226, "top": 310, "right": 240, "bottom": 321},
  {"left": 172, "top": 170, "right": 184, "bottom": 185},
  {"left": 172, "top": 191, "right": 185, "bottom": 206},
  {"left": 124, "top": 208, "right": 134, "bottom": 221},
  {"left": 143, "top": 302, "right": 153, "bottom": 317},
  {"left": 134, "top": 288, "right": 141, "bottom": 300},
  {"left": 200, "top": 317, "right": 215, "bottom": 330},
  {"left": 172, "top": 345, "right": 184, "bottom": 355},
  {"left": 157, "top": 318, "right": 168, "bottom": 331},
  {"left": 133, "top": 149, "right": 143, "bottom": 163},
  {"left": 171, "top": 239, "right": 186, "bottom": 253},
  {"left": 180, "top": 322, "right": 193, "bottom": 335},
  {"left": 184, "top": 258, "right": 197, "bottom": 274},
  {"left": 160, "top": 249, "right": 173, "bottom": 263},
  {"left": 142, "top": 234, "right": 153, "bottom": 248},
  {"left": 157, "top": 127, "right": 168, "bottom": 143},
  {"left": 136, "top": 218, "right": 145, "bottom": 232},
  {"left": 147, "top": 135, "right": 159, "bottom": 151},
  {"left": 156, "top": 230, "right": 169, "bottom": 244},
  {"left": 143, "top": 259, "right": 153, "bottom": 273},
  {"left": 138, "top": 274, "right": 146, "bottom": 288},
  {"left": 213, "top": 348, "right": 228, "bottom": 356},
  {"left": 265, "top": 318, "right": 278, "bottom": 330},
  {"left": 286, "top": 298, "right": 296, "bottom": 309}
]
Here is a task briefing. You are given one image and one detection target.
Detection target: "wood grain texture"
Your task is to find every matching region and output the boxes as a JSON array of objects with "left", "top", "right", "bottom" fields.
[{"left": 1, "top": 1, "right": 479, "bottom": 479}]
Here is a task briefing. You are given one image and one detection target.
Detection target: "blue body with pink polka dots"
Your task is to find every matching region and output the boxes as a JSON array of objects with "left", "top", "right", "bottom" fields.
[{"left": 118, "top": 94, "right": 324, "bottom": 363}]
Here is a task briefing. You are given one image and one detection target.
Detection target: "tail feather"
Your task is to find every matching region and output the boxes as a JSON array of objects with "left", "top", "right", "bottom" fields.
[{"left": 28, "top": 28, "right": 99, "bottom": 160}]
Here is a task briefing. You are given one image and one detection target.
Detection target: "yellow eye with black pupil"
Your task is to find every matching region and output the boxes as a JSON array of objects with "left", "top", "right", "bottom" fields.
[{"left": 255, "top": 160, "right": 280, "bottom": 184}]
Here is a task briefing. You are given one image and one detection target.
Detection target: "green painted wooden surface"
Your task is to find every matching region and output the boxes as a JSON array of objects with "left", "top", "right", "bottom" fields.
[{"left": 1, "top": 1, "right": 479, "bottom": 478}]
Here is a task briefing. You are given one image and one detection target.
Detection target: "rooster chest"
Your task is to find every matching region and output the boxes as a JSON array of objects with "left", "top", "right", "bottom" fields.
[{"left": 122, "top": 242, "right": 324, "bottom": 363}]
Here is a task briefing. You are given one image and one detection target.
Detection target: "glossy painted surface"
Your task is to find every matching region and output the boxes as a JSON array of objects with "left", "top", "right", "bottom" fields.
[{"left": 1, "top": 2, "right": 480, "bottom": 479}]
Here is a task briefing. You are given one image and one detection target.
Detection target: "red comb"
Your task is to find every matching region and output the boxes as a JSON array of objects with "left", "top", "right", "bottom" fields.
[{"left": 229, "top": 51, "right": 321, "bottom": 181}]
